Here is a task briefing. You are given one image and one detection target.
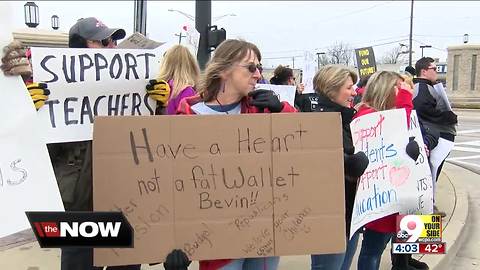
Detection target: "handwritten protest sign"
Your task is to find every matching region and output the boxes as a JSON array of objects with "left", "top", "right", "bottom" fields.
[
  {"left": 406, "top": 111, "right": 434, "bottom": 215},
  {"left": 349, "top": 109, "right": 434, "bottom": 237},
  {"left": 31, "top": 47, "right": 161, "bottom": 143},
  {"left": 93, "top": 113, "right": 345, "bottom": 266},
  {"left": 354, "top": 46, "right": 377, "bottom": 79},
  {"left": 0, "top": 74, "right": 64, "bottom": 239},
  {"left": 256, "top": 84, "right": 296, "bottom": 106}
]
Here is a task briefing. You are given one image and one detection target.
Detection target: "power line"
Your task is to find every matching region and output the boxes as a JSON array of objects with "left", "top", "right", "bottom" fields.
[{"left": 316, "top": 1, "right": 395, "bottom": 24}]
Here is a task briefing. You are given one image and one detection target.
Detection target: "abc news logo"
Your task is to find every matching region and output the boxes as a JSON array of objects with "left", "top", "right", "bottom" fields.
[
  {"left": 396, "top": 215, "right": 424, "bottom": 243},
  {"left": 26, "top": 212, "right": 133, "bottom": 248}
]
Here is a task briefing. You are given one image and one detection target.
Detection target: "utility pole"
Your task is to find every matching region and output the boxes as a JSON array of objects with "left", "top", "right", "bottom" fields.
[
  {"left": 316, "top": 52, "right": 326, "bottom": 70},
  {"left": 175, "top": 31, "right": 186, "bottom": 44},
  {"left": 196, "top": 0, "right": 211, "bottom": 70},
  {"left": 408, "top": 0, "right": 414, "bottom": 66},
  {"left": 292, "top": 56, "right": 295, "bottom": 69},
  {"left": 133, "top": 0, "right": 147, "bottom": 35}
]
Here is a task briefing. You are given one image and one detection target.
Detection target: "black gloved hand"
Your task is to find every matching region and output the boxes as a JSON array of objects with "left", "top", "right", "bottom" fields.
[
  {"left": 163, "top": 249, "right": 191, "bottom": 270},
  {"left": 406, "top": 136, "right": 420, "bottom": 161},
  {"left": 344, "top": 151, "right": 369, "bottom": 178},
  {"left": 441, "top": 110, "right": 458, "bottom": 125},
  {"left": 248, "top": 89, "right": 284, "bottom": 113}
]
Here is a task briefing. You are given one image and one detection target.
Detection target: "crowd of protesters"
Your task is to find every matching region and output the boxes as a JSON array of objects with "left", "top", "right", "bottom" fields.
[{"left": 0, "top": 15, "right": 457, "bottom": 270}]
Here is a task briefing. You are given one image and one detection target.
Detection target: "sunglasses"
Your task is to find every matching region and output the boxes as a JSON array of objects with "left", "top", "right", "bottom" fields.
[
  {"left": 240, "top": 63, "right": 262, "bottom": 73},
  {"left": 427, "top": 67, "right": 438, "bottom": 71},
  {"left": 101, "top": 37, "right": 117, "bottom": 47}
]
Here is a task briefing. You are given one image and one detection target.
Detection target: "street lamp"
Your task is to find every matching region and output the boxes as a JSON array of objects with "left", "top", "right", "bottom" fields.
[
  {"left": 168, "top": 9, "right": 236, "bottom": 22},
  {"left": 463, "top": 34, "right": 469, "bottom": 44},
  {"left": 24, "top": 2, "right": 39, "bottom": 28},
  {"left": 420, "top": 45, "right": 432, "bottom": 57},
  {"left": 51, "top": 15, "right": 59, "bottom": 30},
  {"left": 316, "top": 52, "right": 326, "bottom": 70}
]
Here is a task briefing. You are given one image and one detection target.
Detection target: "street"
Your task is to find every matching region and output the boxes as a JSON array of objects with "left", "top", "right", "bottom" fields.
[
  {"left": 448, "top": 109, "right": 480, "bottom": 173},
  {"left": 447, "top": 109, "right": 480, "bottom": 270}
]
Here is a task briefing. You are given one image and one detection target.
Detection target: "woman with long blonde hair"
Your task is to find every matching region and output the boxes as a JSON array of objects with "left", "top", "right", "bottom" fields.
[
  {"left": 147, "top": 45, "right": 200, "bottom": 115},
  {"left": 355, "top": 71, "right": 422, "bottom": 270}
]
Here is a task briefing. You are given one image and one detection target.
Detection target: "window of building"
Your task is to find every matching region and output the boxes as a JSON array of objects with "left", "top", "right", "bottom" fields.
[
  {"left": 453, "top": 55, "right": 460, "bottom": 91},
  {"left": 471, "top": 55, "right": 477, "bottom": 91}
]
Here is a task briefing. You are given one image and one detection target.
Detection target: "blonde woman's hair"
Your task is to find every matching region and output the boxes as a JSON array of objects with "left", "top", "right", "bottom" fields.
[
  {"left": 198, "top": 39, "right": 261, "bottom": 102},
  {"left": 157, "top": 45, "right": 200, "bottom": 98},
  {"left": 358, "top": 71, "right": 402, "bottom": 111},
  {"left": 401, "top": 74, "right": 414, "bottom": 89},
  {"left": 313, "top": 65, "right": 358, "bottom": 101}
]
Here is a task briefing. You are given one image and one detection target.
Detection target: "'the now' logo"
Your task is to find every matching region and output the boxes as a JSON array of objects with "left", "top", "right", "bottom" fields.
[
  {"left": 33, "top": 221, "right": 121, "bottom": 238},
  {"left": 26, "top": 212, "right": 133, "bottom": 248}
]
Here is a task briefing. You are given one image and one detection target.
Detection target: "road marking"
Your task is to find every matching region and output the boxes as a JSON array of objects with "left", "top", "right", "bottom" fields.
[
  {"left": 452, "top": 146, "right": 480, "bottom": 153},
  {"left": 457, "top": 129, "right": 480, "bottom": 135},
  {"left": 448, "top": 160, "right": 480, "bottom": 169},
  {"left": 447, "top": 155, "right": 480, "bottom": 161}
]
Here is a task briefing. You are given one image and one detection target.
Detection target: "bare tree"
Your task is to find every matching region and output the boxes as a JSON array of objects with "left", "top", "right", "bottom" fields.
[
  {"left": 381, "top": 46, "right": 407, "bottom": 64},
  {"left": 325, "top": 42, "right": 354, "bottom": 66}
]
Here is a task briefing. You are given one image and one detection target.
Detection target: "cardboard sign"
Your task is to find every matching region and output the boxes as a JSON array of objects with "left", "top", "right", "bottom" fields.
[
  {"left": 31, "top": 47, "right": 161, "bottom": 143},
  {"left": 349, "top": 109, "right": 435, "bottom": 237},
  {"left": 0, "top": 74, "right": 64, "bottom": 239},
  {"left": 93, "top": 113, "right": 345, "bottom": 266},
  {"left": 256, "top": 84, "right": 296, "bottom": 106},
  {"left": 117, "top": 32, "right": 165, "bottom": 49},
  {"left": 355, "top": 47, "right": 377, "bottom": 79}
]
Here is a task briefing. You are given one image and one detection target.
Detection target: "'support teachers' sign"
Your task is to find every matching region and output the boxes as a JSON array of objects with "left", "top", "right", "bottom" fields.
[
  {"left": 93, "top": 113, "right": 346, "bottom": 266},
  {"left": 31, "top": 48, "right": 160, "bottom": 143}
]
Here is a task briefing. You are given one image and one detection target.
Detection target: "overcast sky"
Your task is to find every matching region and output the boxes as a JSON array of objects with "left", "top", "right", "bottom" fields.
[{"left": 7, "top": 1, "right": 480, "bottom": 68}]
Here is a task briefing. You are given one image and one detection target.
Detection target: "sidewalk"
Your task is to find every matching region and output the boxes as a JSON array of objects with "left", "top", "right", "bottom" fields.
[{"left": 0, "top": 164, "right": 469, "bottom": 270}]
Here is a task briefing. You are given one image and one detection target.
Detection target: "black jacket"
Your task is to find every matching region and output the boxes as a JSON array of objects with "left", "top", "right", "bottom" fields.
[
  {"left": 412, "top": 78, "right": 457, "bottom": 138},
  {"left": 294, "top": 91, "right": 320, "bottom": 112},
  {"left": 48, "top": 141, "right": 92, "bottom": 211},
  {"left": 314, "top": 93, "right": 357, "bottom": 236}
]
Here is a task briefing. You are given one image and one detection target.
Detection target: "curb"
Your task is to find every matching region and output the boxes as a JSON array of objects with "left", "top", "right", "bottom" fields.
[{"left": 420, "top": 163, "right": 470, "bottom": 270}]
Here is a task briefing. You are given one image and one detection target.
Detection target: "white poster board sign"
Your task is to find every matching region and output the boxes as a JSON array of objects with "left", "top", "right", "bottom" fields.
[
  {"left": 31, "top": 48, "right": 161, "bottom": 143},
  {"left": 349, "top": 109, "right": 432, "bottom": 237},
  {"left": 301, "top": 51, "right": 316, "bottom": 94},
  {"left": 184, "top": 24, "right": 200, "bottom": 55},
  {"left": 406, "top": 111, "right": 434, "bottom": 215},
  {"left": 0, "top": 74, "right": 64, "bottom": 239},
  {"left": 256, "top": 84, "right": 296, "bottom": 106}
]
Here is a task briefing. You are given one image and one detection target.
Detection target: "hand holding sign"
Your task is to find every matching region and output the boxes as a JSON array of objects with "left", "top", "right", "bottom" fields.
[
  {"left": 248, "top": 89, "right": 284, "bottom": 113},
  {"left": 146, "top": 79, "right": 170, "bottom": 107},
  {"left": 26, "top": 82, "right": 50, "bottom": 110},
  {"left": 164, "top": 249, "right": 191, "bottom": 270}
]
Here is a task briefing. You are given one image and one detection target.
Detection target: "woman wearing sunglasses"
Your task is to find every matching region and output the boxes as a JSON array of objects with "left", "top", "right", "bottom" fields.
[{"left": 177, "top": 39, "right": 296, "bottom": 270}]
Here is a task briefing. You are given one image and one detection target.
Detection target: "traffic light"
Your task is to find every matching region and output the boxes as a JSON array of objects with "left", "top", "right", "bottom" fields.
[{"left": 207, "top": 25, "right": 226, "bottom": 52}]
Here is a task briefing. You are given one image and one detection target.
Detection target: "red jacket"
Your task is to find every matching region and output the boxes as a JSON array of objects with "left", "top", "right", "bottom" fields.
[
  {"left": 353, "top": 89, "right": 413, "bottom": 233},
  {"left": 176, "top": 94, "right": 297, "bottom": 115},
  {"left": 177, "top": 94, "right": 296, "bottom": 270}
]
